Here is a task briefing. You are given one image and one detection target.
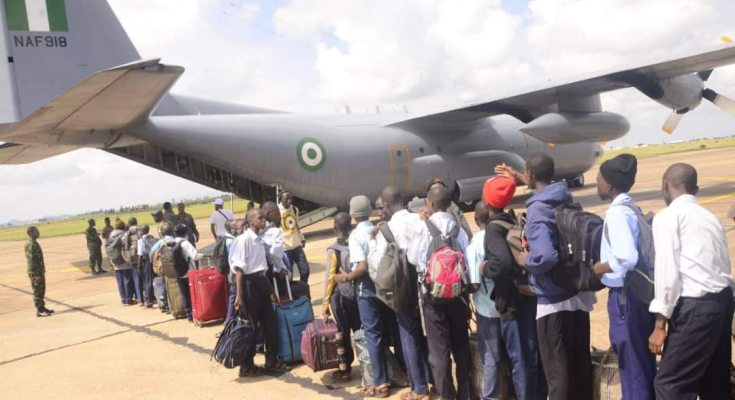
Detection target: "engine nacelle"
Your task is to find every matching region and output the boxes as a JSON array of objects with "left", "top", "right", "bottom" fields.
[
  {"left": 654, "top": 74, "right": 705, "bottom": 111},
  {"left": 519, "top": 112, "right": 630, "bottom": 144}
]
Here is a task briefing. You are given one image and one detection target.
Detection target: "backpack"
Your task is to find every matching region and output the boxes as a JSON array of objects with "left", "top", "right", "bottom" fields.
[
  {"left": 374, "top": 224, "right": 419, "bottom": 314},
  {"left": 211, "top": 316, "right": 255, "bottom": 369},
  {"left": 160, "top": 241, "right": 187, "bottom": 278},
  {"left": 327, "top": 242, "right": 356, "bottom": 301},
  {"left": 213, "top": 236, "right": 230, "bottom": 275},
  {"left": 604, "top": 203, "right": 656, "bottom": 306},
  {"left": 122, "top": 228, "right": 141, "bottom": 263},
  {"left": 489, "top": 214, "right": 535, "bottom": 297},
  {"left": 551, "top": 203, "right": 606, "bottom": 292},
  {"left": 424, "top": 219, "right": 468, "bottom": 302},
  {"left": 105, "top": 232, "right": 126, "bottom": 266},
  {"left": 140, "top": 236, "right": 158, "bottom": 264}
]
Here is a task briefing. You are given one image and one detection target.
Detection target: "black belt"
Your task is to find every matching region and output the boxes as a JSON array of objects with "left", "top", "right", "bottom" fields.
[{"left": 680, "top": 286, "right": 732, "bottom": 302}]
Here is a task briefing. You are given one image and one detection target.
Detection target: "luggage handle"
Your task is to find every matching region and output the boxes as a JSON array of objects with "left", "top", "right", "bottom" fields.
[{"left": 273, "top": 275, "right": 294, "bottom": 302}]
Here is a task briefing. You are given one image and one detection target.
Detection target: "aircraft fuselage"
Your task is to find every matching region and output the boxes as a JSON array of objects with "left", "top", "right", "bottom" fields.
[{"left": 131, "top": 113, "right": 602, "bottom": 207}]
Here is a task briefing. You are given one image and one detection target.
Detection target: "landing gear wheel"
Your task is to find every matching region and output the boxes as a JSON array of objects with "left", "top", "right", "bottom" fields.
[
  {"left": 458, "top": 199, "right": 477, "bottom": 212},
  {"left": 568, "top": 175, "right": 585, "bottom": 188}
]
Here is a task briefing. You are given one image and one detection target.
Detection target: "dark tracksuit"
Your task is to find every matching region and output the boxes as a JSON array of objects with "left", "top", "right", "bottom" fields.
[
  {"left": 524, "top": 182, "right": 591, "bottom": 400},
  {"left": 484, "top": 213, "right": 547, "bottom": 400}
]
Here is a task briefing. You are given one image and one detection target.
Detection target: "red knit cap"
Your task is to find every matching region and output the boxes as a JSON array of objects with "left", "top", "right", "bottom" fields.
[{"left": 483, "top": 176, "right": 516, "bottom": 209}]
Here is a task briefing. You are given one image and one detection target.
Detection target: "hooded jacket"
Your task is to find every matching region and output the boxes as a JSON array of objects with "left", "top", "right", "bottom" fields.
[{"left": 524, "top": 182, "right": 578, "bottom": 304}]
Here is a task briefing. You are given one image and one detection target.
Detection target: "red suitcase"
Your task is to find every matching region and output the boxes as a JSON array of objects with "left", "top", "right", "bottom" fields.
[
  {"left": 188, "top": 268, "right": 229, "bottom": 327},
  {"left": 301, "top": 317, "right": 344, "bottom": 372}
]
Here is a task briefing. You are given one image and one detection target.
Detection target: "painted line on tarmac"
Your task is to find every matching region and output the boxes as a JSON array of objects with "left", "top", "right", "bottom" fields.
[{"left": 700, "top": 191, "right": 735, "bottom": 205}]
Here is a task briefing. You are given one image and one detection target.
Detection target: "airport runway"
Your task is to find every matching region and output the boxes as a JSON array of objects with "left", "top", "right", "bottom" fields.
[{"left": 0, "top": 147, "right": 734, "bottom": 399}]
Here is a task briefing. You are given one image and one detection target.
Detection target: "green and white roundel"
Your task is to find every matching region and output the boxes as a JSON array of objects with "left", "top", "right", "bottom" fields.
[{"left": 297, "top": 137, "right": 327, "bottom": 171}]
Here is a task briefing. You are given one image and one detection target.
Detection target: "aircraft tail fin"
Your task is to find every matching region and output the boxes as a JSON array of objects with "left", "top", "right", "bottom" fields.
[{"left": 1, "top": 0, "right": 141, "bottom": 121}]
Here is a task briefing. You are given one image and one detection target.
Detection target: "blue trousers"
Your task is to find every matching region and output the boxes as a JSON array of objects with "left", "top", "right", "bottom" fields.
[
  {"left": 285, "top": 246, "right": 310, "bottom": 283},
  {"left": 358, "top": 294, "right": 389, "bottom": 386},
  {"left": 397, "top": 311, "right": 432, "bottom": 395},
  {"left": 477, "top": 314, "right": 502, "bottom": 400},
  {"left": 501, "top": 299, "right": 547, "bottom": 400},
  {"left": 608, "top": 288, "right": 656, "bottom": 400},
  {"left": 225, "top": 283, "right": 238, "bottom": 324},
  {"left": 115, "top": 269, "right": 134, "bottom": 304},
  {"left": 152, "top": 276, "right": 168, "bottom": 311},
  {"left": 131, "top": 263, "right": 144, "bottom": 303},
  {"left": 177, "top": 276, "right": 193, "bottom": 320},
  {"left": 141, "top": 261, "right": 155, "bottom": 306}
]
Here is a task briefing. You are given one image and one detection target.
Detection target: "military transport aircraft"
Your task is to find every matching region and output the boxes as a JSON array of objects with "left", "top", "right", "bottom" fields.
[{"left": 1, "top": 0, "right": 735, "bottom": 221}]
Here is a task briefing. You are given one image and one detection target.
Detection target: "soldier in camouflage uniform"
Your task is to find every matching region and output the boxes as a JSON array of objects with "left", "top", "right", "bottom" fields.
[
  {"left": 176, "top": 202, "right": 199, "bottom": 248},
  {"left": 101, "top": 217, "right": 114, "bottom": 241},
  {"left": 85, "top": 219, "right": 106, "bottom": 274},
  {"left": 25, "top": 226, "right": 53, "bottom": 317}
]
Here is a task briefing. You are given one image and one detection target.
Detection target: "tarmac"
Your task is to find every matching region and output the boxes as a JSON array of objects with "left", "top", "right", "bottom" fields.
[{"left": 1, "top": 147, "right": 734, "bottom": 399}]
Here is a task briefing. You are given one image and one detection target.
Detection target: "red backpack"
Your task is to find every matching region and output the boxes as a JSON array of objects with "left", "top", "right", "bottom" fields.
[{"left": 424, "top": 219, "right": 468, "bottom": 302}]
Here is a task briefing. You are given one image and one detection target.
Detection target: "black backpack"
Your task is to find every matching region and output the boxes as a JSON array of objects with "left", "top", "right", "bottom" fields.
[
  {"left": 374, "top": 224, "right": 419, "bottom": 314},
  {"left": 211, "top": 316, "right": 255, "bottom": 369},
  {"left": 551, "top": 203, "right": 606, "bottom": 292},
  {"left": 604, "top": 202, "right": 656, "bottom": 306},
  {"left": 327, "top": 243, "right": 355, "bottom": 301},
  {"left": 213, "top": 236, "right": 230, "bottom": 275}
]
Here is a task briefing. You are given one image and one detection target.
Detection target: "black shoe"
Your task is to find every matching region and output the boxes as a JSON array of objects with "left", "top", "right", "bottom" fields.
[
  {"left": 36, "top": 310, "right": 51, "bottom": 317},
  {"left": 91, "top": 269, "right": 98, "bottom": 275},
  {"left": 43, "top": 308, "right": 55, "bottom": 314},
  {"left": 98, "top": 269, "right": 108, "bottom": 273}
]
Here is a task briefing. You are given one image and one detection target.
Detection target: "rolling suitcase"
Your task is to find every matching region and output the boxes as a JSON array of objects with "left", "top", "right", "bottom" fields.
[
  {"left": 301, "top": 317, "right": 344, "bottom": 372},
  {"left": 274, "top": 273, "right": 311, "bottom": 302},
  {"left": 188, "top": 268, "right": 229, "bottom": 327},
  {"left": 469, "top": 333, "right": 515, "bottom": 400},
  {"left": 165, "top": 277, "right": 187, "bottom": 319},
  {"left": 274, "top": 277, "right": 314, "bottom": 364}
]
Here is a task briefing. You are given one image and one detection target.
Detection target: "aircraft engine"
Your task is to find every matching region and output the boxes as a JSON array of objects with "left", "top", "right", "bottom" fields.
[
  {"left": 630, "top": 70, "right": 735, "bottom": 133},
  {"left": 519, "top": 112, "right": 630, "bottom": 144}
]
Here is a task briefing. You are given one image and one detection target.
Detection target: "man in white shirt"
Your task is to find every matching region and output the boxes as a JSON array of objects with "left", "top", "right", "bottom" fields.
[
  {"left": 231, "top": 209, "right": 288, "bottom": 377},
  {"left": 369, "top": 187, "right": 432, "bottom": 400},
  {"left": 173, "top": 224, "right": 204, "bottom": 322},
  {"left": 416, "top": 185, "right": 471, "bottom": 400},
  {"left": 209, "top": 198, "right": 234, "bottom": 239},
  {"left": 648, "top": 163, "right": 734, "bottom": 400}
]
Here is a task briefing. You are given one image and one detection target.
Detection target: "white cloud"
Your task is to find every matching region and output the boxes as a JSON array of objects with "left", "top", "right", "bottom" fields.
[{"left": 2, "top": 0, "right": 735, "bottom": 223}]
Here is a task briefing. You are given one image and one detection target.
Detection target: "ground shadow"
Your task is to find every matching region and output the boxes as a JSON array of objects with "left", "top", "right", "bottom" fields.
[{"left": 0, "top": 283, "right": 213, "bottom": 366}]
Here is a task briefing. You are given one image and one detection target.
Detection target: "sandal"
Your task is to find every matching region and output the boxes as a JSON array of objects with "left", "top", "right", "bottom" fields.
[
  {"left": 400, "top": 392, "right": 430, "bottom": 400},
  {"left": 264, "top": 361, "right": 291, "bottom": 373},
  {"left": 362, "top": 384, "right": 390, "bottom": 398},
  {"left": 238, "top": 366, "right": 265, "bottom": 378},
  {"left": 330, "top": 370, "right": 352, "bottom": 382}
]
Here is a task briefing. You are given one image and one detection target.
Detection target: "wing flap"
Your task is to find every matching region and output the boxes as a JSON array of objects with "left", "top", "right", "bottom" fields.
[{"left": 0, "top": 142, "right": 78, "bottom": 164}]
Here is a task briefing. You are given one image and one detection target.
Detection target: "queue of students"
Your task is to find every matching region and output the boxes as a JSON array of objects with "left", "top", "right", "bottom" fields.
[
  {"left": 324, "top": 154, "right": 732, "bottom": 400},
  {"left": 84, "top": 153, "right": 733, "bottom": 399}
]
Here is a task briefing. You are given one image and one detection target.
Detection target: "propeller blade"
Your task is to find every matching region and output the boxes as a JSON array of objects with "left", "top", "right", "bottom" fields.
[
  {"left": 698, "top": 69, "right": 714, "bottom": 82},
  {"left": 703, "top": 88, "right": 735, "bottom": 115},
  {"left": 723, "top": 36, "right": 733, "bottom": 44},
  {"left": 662, "top": 112, "right": 683, "bottom": 134}
]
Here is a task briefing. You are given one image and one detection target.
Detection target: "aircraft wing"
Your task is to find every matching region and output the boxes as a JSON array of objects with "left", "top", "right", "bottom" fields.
[
  {"left": 386, "top": 43, "right": 735, "bottom": 127},
  {"left": 0, "top": 142, "right": 78, "bottom": 164}
]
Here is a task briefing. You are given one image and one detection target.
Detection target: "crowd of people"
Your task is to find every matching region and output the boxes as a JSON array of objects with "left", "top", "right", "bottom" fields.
[{"left": 23, "top": 153, "right": 735, "bottom": 400}]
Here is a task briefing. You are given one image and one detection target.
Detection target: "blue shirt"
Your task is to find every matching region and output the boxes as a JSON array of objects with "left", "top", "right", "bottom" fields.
[
  {"left": 150, "top": 235, "right": 174, "bottom": 261},
  {"left": 349, "top": 220, "right": 376, "bottom": 297},
  {"left": 601, "top": 193, "right": 640, "bottom": 288},
  {"left": 467, "top": 230, "right": 500, "bottom": 318}
]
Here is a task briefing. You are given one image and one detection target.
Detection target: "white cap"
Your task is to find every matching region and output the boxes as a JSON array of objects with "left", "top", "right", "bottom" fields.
[{"left": 213, "top": 198, "right": 224, "bottom": 206}]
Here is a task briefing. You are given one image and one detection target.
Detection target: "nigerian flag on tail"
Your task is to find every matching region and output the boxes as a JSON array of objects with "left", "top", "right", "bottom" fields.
[{"left": 4, "top": 0, "right": 68, "bottom": 32}]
